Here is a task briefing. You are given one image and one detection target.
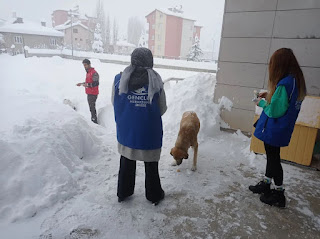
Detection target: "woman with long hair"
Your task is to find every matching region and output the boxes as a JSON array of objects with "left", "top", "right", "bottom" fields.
[{"left": 249, "top": 48, "right": 306, "bottom": 208}]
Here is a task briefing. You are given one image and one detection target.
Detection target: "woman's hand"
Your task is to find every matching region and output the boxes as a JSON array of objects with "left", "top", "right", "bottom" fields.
[
  {"left": 259, "top": 92, "right": 268, "bottom": 98},
  {"left": 256, "top": 97, "right": 262, "bottom": 106}
]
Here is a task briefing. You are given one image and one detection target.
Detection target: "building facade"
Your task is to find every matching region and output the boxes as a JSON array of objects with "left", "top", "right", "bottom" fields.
[
  {"left": 0, "top": 17, "right": 63, "bottom": 54},
  {"left": 215, "top": 0, "right": 320, "bottom": 132},
  {"left": 114, "top": 40, "right": 136, "bottom": 55},
  {"left": 52, "top": 9, "right": 97, "bottom": 31},
  {"left": 146, "top": 8, "right": 201, "bottom": 59},
  {"left": 55, "top": 22, "right": 93, "bottom": 51}
]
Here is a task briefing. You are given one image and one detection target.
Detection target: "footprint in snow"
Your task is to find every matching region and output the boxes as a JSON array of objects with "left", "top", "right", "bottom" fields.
[
  {"left": 39, "top": 234, "right": 52, "bottom": 239},
  {"left": 67, "top": 228, "right": 99, "bottom": 239}
]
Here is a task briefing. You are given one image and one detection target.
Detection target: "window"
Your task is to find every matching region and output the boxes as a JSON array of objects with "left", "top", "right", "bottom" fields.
[
  {"left": 86, "top": 39, "right": 90, "bottom": 44},
  {"left": 151, "top": 46, "right": 154, "bottom": 51},
  {"left": 158, "top": 35, "right": 161, "bottom": 40},
  {"left": 160, "top": 14, "right": 163, "bottom": 18},
  {"left": 152, "top": 35, "right": 154, "bottom": 40},
  {"left": 14, "top": 36, "right": 23, "bottom": 44},
  {"left": 157, "top": 45, "right": 161, "bottom": 51},
  {"left": 152, "top": 24, "right": 155, "bottom": 30},
  {"left": 50, "top": 38, "right": 57, "bottom": 46},
  {"left": 80, "top": 38, "right": 83, "bottom": 41},
  {"left": 73, "top": 28, "right": 78, "bottom": 33},
  {"left": 75, "top": 38, "right": 78, "bottom": 41}
]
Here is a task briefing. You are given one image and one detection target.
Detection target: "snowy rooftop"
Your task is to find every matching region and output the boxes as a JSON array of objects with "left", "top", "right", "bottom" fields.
[
  {"left": 0, "top": 18, "right": 64, "bottom": 37},
  {"left": 157, "top": 8, "right": 195, "bottom": 21},
  {"left": 55, "top": 21, "right": 89, "bottom": 31},
  {"left": 147, "top": 7, "right": 202, "bottom": 25},
  {"left": 146, "top": 6, "right": 199, "bottom": 22},
  {"left": 52, "top": 9, "right": 96, "bottom": 21}
]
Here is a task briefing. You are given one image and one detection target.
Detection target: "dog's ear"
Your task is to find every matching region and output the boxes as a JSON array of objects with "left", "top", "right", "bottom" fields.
[{"left": 170, "top": 148, "right": 173, "bottom": 156}]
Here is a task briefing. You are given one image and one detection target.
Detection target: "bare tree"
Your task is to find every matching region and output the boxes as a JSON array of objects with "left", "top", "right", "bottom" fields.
[
  {"left": 127, "top": 17, "right": 144, "bottom": 46},
  {"left": 95, "top": 0, "right": 107, "bottom": 51},
  {"left": 113, "top": 17, "right": 119, "bottom": 46},
  {"left": 104, "top": 14, "right": 111, "bottom": 52}
]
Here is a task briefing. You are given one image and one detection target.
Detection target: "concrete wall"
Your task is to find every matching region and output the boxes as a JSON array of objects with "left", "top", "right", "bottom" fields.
[
  {"left": 154, "top": 10, "right": 166, "bottom": 57},
  {"left": 215, "top": 0, "right": 320, "bottom": 132},
  {"left": 52, "top": 10, "right": 68, "bottom": 27},
  {"left": 180, "top": 19, "right": 194, "bottom": 58},
  {"left": 1, "top": 32, "right": 63, "bottom": 54},
  {"left": 165, "top": 15, "right": 183, "bottom": 58},
  {"left": 193, "top": 26, "right": 201, "bottom": 40},
  {"left": 146, "top": 11, "right": 156, "bottom": 55},
  {"left": 63, "top": 26, "right": 93, "bottom": 51}
]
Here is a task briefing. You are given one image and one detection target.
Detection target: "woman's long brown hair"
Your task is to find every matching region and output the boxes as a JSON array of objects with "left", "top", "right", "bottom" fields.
[{"left": 267, "top": 48, "right": 306, "bottom": 103}]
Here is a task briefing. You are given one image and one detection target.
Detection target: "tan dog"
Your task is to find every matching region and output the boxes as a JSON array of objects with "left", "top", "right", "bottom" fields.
[{"left": 170, "top": 111, "right": 200, "bottom": 171}]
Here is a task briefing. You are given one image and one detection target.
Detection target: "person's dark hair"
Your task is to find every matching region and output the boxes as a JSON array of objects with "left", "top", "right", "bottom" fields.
[{"left": 82, "top": 59, "right": 91, "bottom": 65}]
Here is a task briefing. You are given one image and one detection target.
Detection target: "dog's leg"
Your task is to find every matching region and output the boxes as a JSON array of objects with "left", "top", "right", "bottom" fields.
[{"left": 191, "top": 143, "right": 198, "bottom": 171}]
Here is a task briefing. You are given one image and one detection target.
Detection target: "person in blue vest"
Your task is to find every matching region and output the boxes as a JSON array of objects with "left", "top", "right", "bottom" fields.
[
  {"left": 112, "top": 47, "right": 167, "bottom": 205},
  {"left": 249, "top": 48, "right": 307, "bottom": 208}
]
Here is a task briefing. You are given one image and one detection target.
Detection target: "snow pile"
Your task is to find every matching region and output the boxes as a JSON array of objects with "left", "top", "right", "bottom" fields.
[
  {"left": 27, "top": 48, "right": 217, "bottom": 70},
  {"left": 218, "top": 95, "right": 233, "bottom": 111},
  {"left": 296, "top": 96, "right": 320, "bottom": 127},
  {"left": 0, "top": 55, "right": 106, "bottom": 223},
  {"left": 0, "top": 99, "right": 101, "bottom": 223},
  {"left": 163, "top": 73, "right": 231, "bottom": 138}
]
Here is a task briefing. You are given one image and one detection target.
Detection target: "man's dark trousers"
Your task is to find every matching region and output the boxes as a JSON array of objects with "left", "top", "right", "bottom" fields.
[{"left": 87, "top": 94, "right": 98, "bottom": 123}]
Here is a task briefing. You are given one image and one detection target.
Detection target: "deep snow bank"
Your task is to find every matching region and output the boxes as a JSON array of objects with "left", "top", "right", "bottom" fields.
[
  {"left": 163, "top": 73, "right": 232, "bottom": 138},
  {"left": 0, "top": 101, "right": 102, "bottom": 223},
  {"left": 0, "top": 58, "right": 104, "bottom": 223}
]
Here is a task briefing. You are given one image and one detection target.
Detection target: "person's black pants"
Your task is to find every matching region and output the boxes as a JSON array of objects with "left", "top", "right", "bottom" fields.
[
  {"left": 117, "top": 156, "right": 164, "bottom": 202},
  {"left": 87, "top": 94, "right": 98, "bottom": 123},
  {"left": 264, "top": 143, "right": 283, "bottom": 186}
]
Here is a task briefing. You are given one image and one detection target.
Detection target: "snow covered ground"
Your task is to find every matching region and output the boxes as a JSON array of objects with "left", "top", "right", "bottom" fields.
[
  {"left": 0, "top": 55, "right": 319, "bottom": 239},
  {"left": 27, "top": 48, "right": 217, "bottom": 71}
]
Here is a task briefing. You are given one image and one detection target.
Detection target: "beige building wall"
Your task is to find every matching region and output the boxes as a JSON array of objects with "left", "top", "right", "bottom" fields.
[
  {"left": 63, "top": 25, "right": 93, "bottom": 51},
  {"left": 153, "top": 10, "right": 166, "bottom": 57},
  {"left": 180, "top": 19, "right": 194, "bottom": 58},
  {"left": 215, "top": 0, "right": 320, "bottom": 132}
]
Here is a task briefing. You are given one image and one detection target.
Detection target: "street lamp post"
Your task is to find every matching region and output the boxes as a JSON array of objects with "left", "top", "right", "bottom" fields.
[
  {"left": 212, "top": 38, "right": 215, "bottom": 62},
  {"left": 69, "top": 9, "right": 74, "bottom": 59},
  {"left": 22, "top": 35, "right": 27, "bottom": 58}
]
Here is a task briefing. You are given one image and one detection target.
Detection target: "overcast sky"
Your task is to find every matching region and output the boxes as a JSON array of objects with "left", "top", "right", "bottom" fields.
[{"left": 0, "top": 0, "right": 225, "bottom": 55}]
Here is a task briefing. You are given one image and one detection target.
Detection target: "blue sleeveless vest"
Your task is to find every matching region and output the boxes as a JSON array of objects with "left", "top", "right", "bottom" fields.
[
  {"left": 113, "top": 73, "right": 163, "bottom": 150},
  {"left": 254, "top": 75, "right": 302, "bottom": 147}
]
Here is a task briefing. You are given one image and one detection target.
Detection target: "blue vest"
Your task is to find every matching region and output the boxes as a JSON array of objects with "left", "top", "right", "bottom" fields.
[
  {"left": 254, "top": 75, "right": 302, "bottom": 147},
  {"left": 113, "top": 74, "right": 163, "bottom": 150}
]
